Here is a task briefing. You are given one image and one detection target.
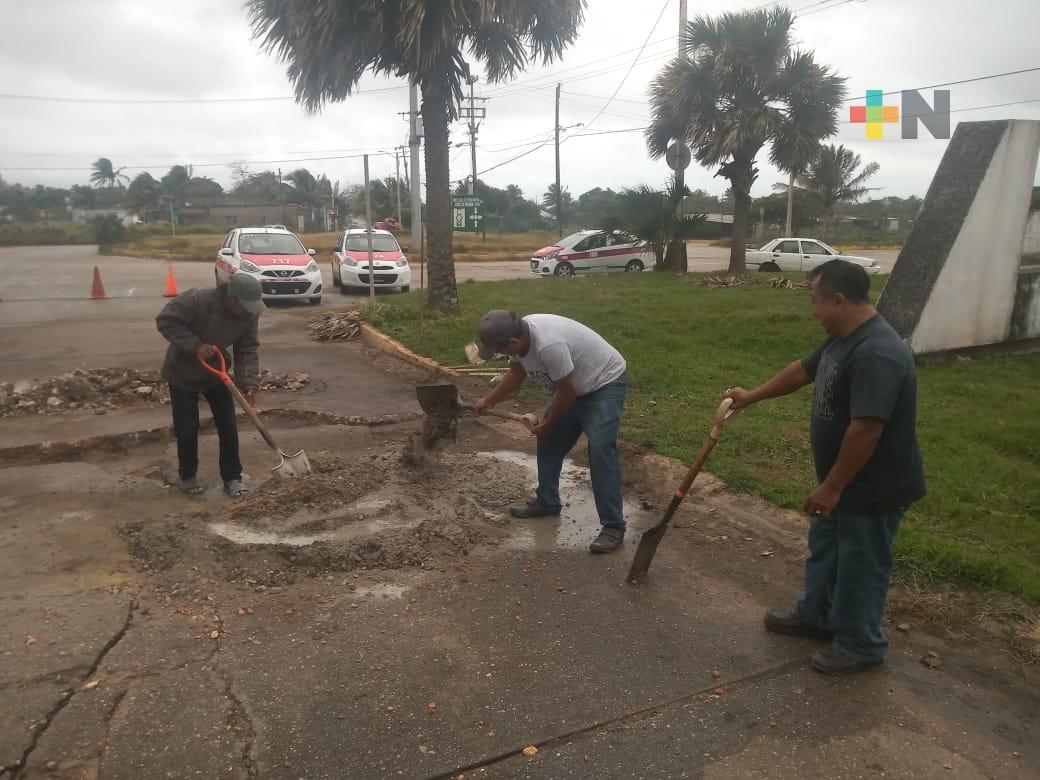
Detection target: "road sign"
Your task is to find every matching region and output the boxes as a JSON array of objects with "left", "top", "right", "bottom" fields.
[
  {"left": 451, "top": 196, "right": 483, "bottom": 232},
  {"left": 665, "top": 142, "right": 692, "bottom": 171}
]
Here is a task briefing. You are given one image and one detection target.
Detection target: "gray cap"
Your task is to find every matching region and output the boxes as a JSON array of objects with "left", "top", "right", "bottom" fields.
[
  {"left": 227, "top": 272, "right": 265, "bottom": 315},
  {"left": 477, "top": 309, "right": 522, "bottom": 359}
]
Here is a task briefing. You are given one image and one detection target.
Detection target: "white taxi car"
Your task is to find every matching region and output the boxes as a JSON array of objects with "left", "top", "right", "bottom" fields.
[
  {"left": 330, "top": 228, "right": 411, "bottom": 294},
  {"left": 215, "top": 226, "right": 323, "bottom": 304},
  {"left": 530, "top": 230, "right": 651, "bottom": 276},
  {"left": 746, "top": 238, "right": 881, "bottom": 275}
]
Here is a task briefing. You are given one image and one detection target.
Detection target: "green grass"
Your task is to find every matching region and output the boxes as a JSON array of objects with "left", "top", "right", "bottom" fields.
[{"left": 365, "top": 273, "right": 1040, "bottom": 602}]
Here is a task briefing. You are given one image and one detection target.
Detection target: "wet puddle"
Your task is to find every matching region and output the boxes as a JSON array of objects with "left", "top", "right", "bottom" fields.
[
  {"left": 478, "top": 451, "right": 649, "bottom": 552},
  {"left": 208, "top": 492, "right": 418, "bottom": 547}
]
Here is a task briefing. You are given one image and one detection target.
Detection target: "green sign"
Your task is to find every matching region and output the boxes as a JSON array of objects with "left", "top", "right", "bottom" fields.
[{"left": 451, "top": 196, "right": 483, "bottom": 232}]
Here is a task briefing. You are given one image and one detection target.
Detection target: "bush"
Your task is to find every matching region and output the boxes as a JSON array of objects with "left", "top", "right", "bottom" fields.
[
  {"left": 92, "top": 214, "right": 127, "bottom": 247},
  {"left": 0, "top": 221, "right": 96, "bottom": 246}
]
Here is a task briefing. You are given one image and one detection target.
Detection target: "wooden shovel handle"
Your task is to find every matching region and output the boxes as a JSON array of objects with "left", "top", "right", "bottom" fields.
[
  {"left": 198, "top": 353, "right": 281, "bottom": 453},
  {"left": 676, "top": 399, "right": 740, "bottom": 500}
]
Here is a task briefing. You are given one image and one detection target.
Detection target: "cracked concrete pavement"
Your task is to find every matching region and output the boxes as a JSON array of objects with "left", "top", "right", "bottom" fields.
[{"left": 1, "top": 245, "right": 1036, "bottom": 780}]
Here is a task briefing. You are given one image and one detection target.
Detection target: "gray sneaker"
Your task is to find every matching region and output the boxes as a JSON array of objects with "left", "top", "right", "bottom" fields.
[
  {"left": 589, "top": 526, "right": 625, "bottom": 554},
  {"left": 509, "top": 499, "right": 561, "bottom": 519}
]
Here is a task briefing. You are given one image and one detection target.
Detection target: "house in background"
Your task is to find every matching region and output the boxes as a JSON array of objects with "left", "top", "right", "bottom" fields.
[{"left": 178, "top": 203, "right": 308, "bottom": 231}]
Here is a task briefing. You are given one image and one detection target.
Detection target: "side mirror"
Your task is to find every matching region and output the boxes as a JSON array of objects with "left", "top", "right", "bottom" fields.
[
  {"left": 331, "top": 246, "right": 341, "bottom": 253},
  {"left": 307, "top": 248, "right": 316, "bottom": 256},
  {"left": 219, "top": 248, "right": 234, "bottom": 257}
]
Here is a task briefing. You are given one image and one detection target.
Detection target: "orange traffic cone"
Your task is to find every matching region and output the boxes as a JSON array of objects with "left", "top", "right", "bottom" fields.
[
  {"left": 89, "top": 266, "right": 107, "bottom": 300},
  {"left": 163, "top": 264, "right": 178, "bottom": 297}
]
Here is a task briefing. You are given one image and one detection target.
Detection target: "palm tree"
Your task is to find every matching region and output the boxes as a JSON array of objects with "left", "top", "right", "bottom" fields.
[
  {"left": 646, "top": 8, "right": 845, "bottom": 273},
  {"left": 606, "top": 182, "right": 703, "bottom": 270},
  {"left": 541, "top": 183, "right": 572, "bottom": 225},
  {"left": 248, "top": 0, "right": 586, "bottom": 310},
  {"left": 124, "top": 172, "right": 162, "bottom": 216},
  {"left": 791, "top": 144, "right": 879, "bottom": 240},
  {"left": 90, "top": 158, "right": 128, "bottom": 189}
]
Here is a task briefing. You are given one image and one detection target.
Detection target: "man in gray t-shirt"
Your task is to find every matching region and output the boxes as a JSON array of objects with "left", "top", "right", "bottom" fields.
[
  {"left": 474, "top": 310, "right": 629, "bottom": 553},
  {"left": 725, "top": 260, "right": 926, "bottom": 676}
]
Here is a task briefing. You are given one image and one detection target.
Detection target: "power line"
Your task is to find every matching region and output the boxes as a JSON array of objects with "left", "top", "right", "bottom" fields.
[
  {"left": 843, "top": 66, "right": 1040, "bottom": 104},
  {"left": 576, "top": 0, "right": 671, "bottom": 134}
]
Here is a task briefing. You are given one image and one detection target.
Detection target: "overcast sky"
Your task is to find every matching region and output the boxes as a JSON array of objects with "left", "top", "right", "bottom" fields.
[{"left": 1, "top": 0, "right": 1038, "bottom": 203}]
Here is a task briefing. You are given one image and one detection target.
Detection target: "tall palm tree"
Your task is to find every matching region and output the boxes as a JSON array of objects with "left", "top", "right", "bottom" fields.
[
  {"left": 90, "top": 158, "right": 128, "bottom": 189},
  {"left": 248, "top": 0, "right": 586, "bottom": 310},
  {"left": 793, "top": 144, "right": 879, "bottom": 240},
  {"left": 124, "top": 172, "right": 162, "bottom": 216},
  {"left": 646, "top": 8, "right": 845, "bottom": 273},
  {"left": 541, "top": 183, "right": 572, "bottom": 224}
]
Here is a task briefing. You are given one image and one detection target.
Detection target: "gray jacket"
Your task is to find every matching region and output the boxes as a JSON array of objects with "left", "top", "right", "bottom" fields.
[{"left": 156, "top": 284, "right": 260, "bottom": 393}]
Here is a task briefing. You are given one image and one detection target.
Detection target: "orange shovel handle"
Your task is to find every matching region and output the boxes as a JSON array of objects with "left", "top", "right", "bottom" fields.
[{"left": 197, "top": 350, "right": 232, "bottom": 385}]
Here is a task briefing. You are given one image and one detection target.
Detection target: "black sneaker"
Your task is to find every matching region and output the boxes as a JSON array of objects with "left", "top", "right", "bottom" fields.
[
  {"left": 509, "top": 499, "right": 561, "bottom": 519},
  {"left": 589, "top": 526, "right": 625, "bottom": 554},
  {"left": 811, "top": 647, "right": 884, "bottom": 675},
  {"left": 763, "top": 609, "right": 833, "bottom": 639}
]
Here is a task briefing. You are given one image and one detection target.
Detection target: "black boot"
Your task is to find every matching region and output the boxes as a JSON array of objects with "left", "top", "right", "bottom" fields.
[
  {"left": 589, "top": 526, "right": 625, "bottom": 554},
  {"left": 763, "top": 609, "right": 833, "bottom": 639},
  {"left": 509, "top": 498, "right": 561, "bottom": 519}
]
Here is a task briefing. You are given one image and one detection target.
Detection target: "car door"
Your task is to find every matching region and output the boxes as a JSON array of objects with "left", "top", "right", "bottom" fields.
[
  {"left": 216, "top": 230, "right": 237, "bottom": 281},
  {"left": 798, "top": 240, "right": 834, "bottom": 271},
  {"left": 769, "top": 240, "right": 802, "bottom": 271},
  {"left": 332, "top": 231, "right": 347, "bottom": 277},
  {"left": 603, "top": 231, "right": 636, "bottom": 271},
  {"left": 579, "top": 232, "right": 608, "bottom": 272}
]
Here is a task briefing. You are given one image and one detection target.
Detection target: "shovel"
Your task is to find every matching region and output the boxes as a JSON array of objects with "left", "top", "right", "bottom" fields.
[
  {"left": 198, "top": 351, "right": 312, "bottom": 478},
  {"left": 627, "top": 398, "right": 740, "bottom": 583},
  {"left": 416, "top": 383, "right": 539, "bottom": 428}
]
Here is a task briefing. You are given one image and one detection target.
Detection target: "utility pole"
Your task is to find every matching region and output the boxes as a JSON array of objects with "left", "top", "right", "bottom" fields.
[
  {"left": 785, "top": 171, "right": 795, "bottom": 236},
  {"left": 408, "top": 81, "right": 422, "bottom": 256},
  {"left": 394, "top": 148, "right": 403, "bottom": 226},
  {"left": 679, "top": 0, "right": 688, "bottom": 57},
  {"left": 555, "top": 82, "right": 562, "bottom": 238},
  {"left": 363, "top": 155, "right": 375, "bottom": 302},
  {"left": 460, "top": 69, "right": 485, "bottom": 195}
]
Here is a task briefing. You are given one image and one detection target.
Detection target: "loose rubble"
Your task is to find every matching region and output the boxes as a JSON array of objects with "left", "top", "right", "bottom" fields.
[{"left": 0, "top": 368, "right": 310, "bottom": 417}]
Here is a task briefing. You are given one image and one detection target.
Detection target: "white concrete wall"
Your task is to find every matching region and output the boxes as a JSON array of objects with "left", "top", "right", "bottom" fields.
[
  {"left": 1023, "top": 211, "right": 1040, "bottom": 255},
  {"left": 910, "top": 120, "right": 1040, "bottom": 353},
  {"left": 1017, "top": 271, "right": 1040, "bottom": 339}
]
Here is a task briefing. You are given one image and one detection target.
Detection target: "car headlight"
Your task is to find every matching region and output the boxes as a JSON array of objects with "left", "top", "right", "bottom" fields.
[
  {"left": 543, "top": 251, "right": 559, "bottom": 262},
  {"left": 240, "top": 259, "right": 259, "bottom": 272},
  {"left": 344, "top": 256, "right": 358, "bottom": 267},
  {"left": 307, "top": 260, "right": 318, "bottom": 272},
  {"left": 396, "top": 258, "right": 408, "bottom": 268}
]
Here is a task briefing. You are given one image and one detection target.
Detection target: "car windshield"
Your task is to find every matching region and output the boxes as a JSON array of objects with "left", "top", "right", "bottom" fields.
[
  {"left": 238, "top": 233, "right": 306, "bottom": 255},
  {"left": 558, "top": 231, "right": 597, "bottom": 248},
  {"left": 345, "top": 235, "right": 400, "bottom": 253}
]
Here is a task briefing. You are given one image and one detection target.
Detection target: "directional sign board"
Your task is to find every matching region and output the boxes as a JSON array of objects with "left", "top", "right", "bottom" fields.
[{"left": 451, "top": 196, "right": 483, "bottom": 232}]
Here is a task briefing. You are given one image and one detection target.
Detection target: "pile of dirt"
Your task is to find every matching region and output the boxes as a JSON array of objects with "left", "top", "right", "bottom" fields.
[
  {"left": 121, "top": 448, "right": 532, "bottom": 589},
  {"left": 0, "top": 368, "right": 310, "bottom": 418}
]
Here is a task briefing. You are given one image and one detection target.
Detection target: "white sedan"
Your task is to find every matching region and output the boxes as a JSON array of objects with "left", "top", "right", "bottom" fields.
[
  {"left": 746, "top": 238, "right": 881, "bottom": 275},
  {"left": 330, "top": 228, "right": 411, "bottom": 294},
  {"left": 530, "top": 230, "right": 651, "bottom": 276}
]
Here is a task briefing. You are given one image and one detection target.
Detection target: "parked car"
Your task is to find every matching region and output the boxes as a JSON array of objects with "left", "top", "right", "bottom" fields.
[
  {"left": 746, "top": 238, "right": 881, "bottom": 275},
  {"left": 373, "top": 217, "right": 403, "bottom": 232},
  {"left": 330, "top": 228, "right": 411, "bottom": 294},
  {"left": 215, "top": 226, "right": 322, "bottom": 304},
  {"left": 530, "top": 230, "right": 651, "bottom": 277}
]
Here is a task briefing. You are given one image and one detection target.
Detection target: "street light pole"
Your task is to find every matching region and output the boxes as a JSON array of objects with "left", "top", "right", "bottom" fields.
[{"left": 364, "top": 155, "right": 375, "bottom": 302}]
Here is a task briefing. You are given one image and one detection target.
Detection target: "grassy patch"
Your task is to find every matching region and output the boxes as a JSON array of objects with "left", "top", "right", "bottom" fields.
[
  {"left": 0, "top": 221, "right": 96, "bottom": 246},
  {"left": 365, "top": 272, "right": 1040, "bottom": 601}
]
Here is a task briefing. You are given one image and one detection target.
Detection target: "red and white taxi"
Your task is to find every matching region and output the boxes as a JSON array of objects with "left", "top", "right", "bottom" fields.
[
  {"left": 215, "top": 226, "right": 323, "bottom": 304},
  {"left": 330, "top": 228, "right": 411, "bottom": 294},
  {"left": 530, "top": 229, "right": 650, "bottom": 277}
]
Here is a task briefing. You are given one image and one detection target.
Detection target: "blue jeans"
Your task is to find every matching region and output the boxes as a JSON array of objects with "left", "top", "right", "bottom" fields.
[
  {"left": 796, "top": 506, "right": 905, "bottom": 662},
  {"left": 535, "top": 374, "right": 628, "bottom": 528}
]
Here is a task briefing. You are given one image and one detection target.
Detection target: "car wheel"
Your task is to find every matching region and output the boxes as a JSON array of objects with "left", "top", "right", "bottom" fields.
[
  {"left": 759, "top": 262, "right": 780, "bottom": 272},
  {"left": 554, "top": 262, "right": 575, "bottom": 277},
  {"left": 624, "top": 259, "right": 644, "bottom": 273},
  {"left": 214, "top": 268, "right": 221, "bottom": 286},
  {"left": 401, "top": 285, "right": 410, "bottom": 293},
  {"left": 309, "top": 296, "right": 322, "bottom": 305},
  {"left": 331, "top": 264, "right": 341, "bottom": 288}
]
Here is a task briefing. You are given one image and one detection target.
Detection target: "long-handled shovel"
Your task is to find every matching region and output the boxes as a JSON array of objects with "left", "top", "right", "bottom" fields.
[
  {"left": 198, "top": 351, "right": 312, "bottom": 478},
  {"left": 627, "top": 398, "right": 740, "bottom": 583}
]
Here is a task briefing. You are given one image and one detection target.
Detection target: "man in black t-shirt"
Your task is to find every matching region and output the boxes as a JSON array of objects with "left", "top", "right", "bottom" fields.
[{"left": 725, "top": 260, "right": 925, "bottom": 675}]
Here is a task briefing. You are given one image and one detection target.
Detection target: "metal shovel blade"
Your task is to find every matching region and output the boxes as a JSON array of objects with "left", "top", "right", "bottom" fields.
[
  {"left": 626, "top": 523, "right": 670, "bottom": 583},
  {"left": 271, "top": 449, "right": 312, "bottom": 478},
  {"left": 416, "top": 383, "right": 460, "bottom": 417}
]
